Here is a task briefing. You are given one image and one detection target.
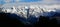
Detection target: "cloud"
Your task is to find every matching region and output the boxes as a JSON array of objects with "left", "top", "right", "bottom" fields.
[
  {"left": 42, "top": 0, "right": 60, "bottom": 2},
  {"left": 0, "top": 0, "right": 60, "bottom": 5},
  {"left": 4, "top": 0, "right": 11, "bottom": 3},
  {"left": 15, "top": 0, "right": 20, "bottom": 2},
  {"left": 35, "top": 0, "right": 60, "bottom": 4}
]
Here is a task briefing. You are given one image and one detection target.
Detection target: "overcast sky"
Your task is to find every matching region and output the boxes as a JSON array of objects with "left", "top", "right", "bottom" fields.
[{"left": 0, "top": 0, "right": 60, "bottom": 4}]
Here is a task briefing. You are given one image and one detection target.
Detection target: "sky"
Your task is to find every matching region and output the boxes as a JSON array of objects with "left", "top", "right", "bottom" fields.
[
  {"left": 0, "top": 0, "right": 42, "bottom": 4},
  {"left": 0, "top": 0, "right": 60, "bottom": 4}
]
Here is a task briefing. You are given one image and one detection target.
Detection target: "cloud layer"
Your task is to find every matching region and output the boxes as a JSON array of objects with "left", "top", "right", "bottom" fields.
[{"left": 0, "top": 0, "right": 60, "bottom": 4}]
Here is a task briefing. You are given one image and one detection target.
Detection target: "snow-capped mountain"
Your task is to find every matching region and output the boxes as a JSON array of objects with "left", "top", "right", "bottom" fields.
[
  {"left": 1, "top": 3, "right": 60, "bottom": 24},
  {"left": 2, "top": 6, "right": 59, "bottom": 18},
  {"left": 1, "top": 3, "right": 60, "bottom": 19}
]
